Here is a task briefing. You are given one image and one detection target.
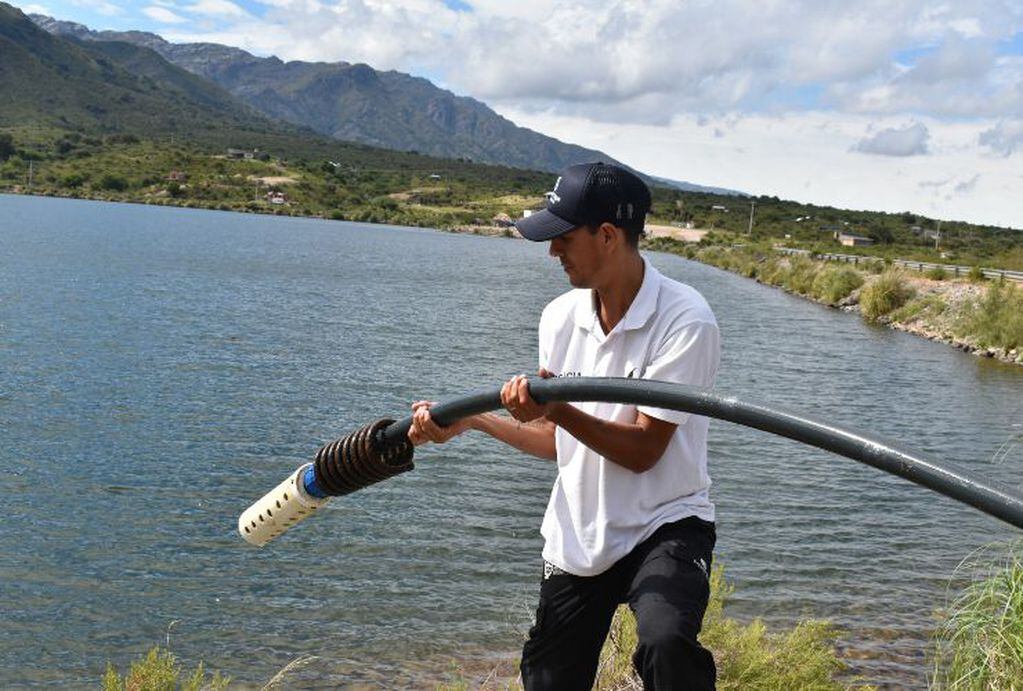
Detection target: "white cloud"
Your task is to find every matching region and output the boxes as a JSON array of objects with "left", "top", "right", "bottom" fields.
[
  {"left": 143, "top": 5, "right": 187, "bottom": 23},
  {"left": 495, "top": 107, "right": 1022, "bottom": 227},
  {"left": 188, "top": 0, "right": 250, "bottom": 19},
  {"left": 855, "top": 122, "right": 930, "bottom": 156},
  {"left": 19, "top": 2, "right": 51, "bottom": 13},
  {"left": 69, "top": 0, "right": 122, "bottom": 16},
  {"left": 980, "top": 120, "right": 1023, "bottom": 156}
]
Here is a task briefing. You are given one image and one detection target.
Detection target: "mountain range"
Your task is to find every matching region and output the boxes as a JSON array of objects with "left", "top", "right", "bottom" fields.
[{"left": 4, "top": 2, "right": 739, "bottom": 193}]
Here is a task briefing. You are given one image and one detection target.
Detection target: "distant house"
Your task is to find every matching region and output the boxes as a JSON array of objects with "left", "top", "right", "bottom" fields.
[
  {"left": 166, "top": 170, "right": 187, "bottom": 182},
  {"left": 836, "top": 232, "right": 874, "bottom": 247},
  {"left": 429, "top": 174, "right": 442, "bottom": 180},
  {"left": 266, "top": 191, "right": 287, "bottom": 205},
  {"left": 711, "top": 204, "right": 729, "bottom": 212},
  {"left": 227, "top": 148, "right": 270, "bottom": 161}
]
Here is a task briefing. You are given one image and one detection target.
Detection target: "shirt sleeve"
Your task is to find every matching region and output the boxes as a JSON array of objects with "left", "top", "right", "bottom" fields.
[{"left": 636, "top": 320, "right": 721, "bottom": 425}]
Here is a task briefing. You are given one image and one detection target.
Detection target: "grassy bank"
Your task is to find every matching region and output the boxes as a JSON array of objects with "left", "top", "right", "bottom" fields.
[
  {"left": 103, "top": 547, "right": 1023, "bottom": 689},
  {"left": 644, "top": 237, "right": 1023, "bottom": 366},
  {"left": 3, "top": 128, "right": 1023, "bottom": 271}
]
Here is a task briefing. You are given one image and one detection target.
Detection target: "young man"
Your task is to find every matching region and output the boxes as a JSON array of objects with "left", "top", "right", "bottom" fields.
[{"left": 408, "top": 162, "right": 721, "bottom": 690}]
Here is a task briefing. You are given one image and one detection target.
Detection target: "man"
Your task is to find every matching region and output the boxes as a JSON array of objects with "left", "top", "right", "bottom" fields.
[{"left": 408, "top": 162, "right": 720, "bottom": 690}]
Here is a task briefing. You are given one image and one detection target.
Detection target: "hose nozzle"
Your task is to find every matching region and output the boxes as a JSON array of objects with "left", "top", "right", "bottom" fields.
[{"left": 238, "top": 419, "right": 415, "bottom": 546}]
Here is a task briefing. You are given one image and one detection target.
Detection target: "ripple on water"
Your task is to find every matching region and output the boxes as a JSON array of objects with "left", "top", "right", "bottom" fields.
[{"left": 0, "top": 195, "right": 1020, "bottom": 686}]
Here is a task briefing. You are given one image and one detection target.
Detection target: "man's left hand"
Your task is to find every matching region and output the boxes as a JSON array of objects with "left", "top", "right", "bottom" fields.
[{"left": 501, "top": 369, "right": 554, "bottom": 422}]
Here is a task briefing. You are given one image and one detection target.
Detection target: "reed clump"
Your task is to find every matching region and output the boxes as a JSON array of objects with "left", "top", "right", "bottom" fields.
[
  {"left": 811, "top": 267, "right": 865, "bottom": 305},
  {"left": 955, "top": 280, "right": 1023, "bottom": 352},
  {"left": 860, "top": 271, "right": 915, "bottom": 321},
  {"left": 594, "top": 566, "right": 846, "bottom": 690},
  {"left": 931, "top": 543, "right": 1023, "bottom": 689}
]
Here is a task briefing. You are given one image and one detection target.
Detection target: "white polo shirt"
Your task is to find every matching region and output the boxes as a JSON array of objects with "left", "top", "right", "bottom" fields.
[{"left": 538, "top": 258, "right": 720, "bottom": 577}]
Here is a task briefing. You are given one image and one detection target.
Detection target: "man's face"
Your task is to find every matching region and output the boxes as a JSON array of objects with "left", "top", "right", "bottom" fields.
[{"left": 548, "top": 226, "right": 604, "bottom": 288}]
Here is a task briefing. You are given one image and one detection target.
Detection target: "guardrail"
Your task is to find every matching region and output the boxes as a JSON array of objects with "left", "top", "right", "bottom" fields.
[{"left": 774, "top": 247, "right": 1023, "bottom": 283}]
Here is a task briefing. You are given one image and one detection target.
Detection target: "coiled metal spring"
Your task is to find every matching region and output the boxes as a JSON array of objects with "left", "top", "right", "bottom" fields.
[{"left": 312, "top": 418, "right": 415, "bottom": 496}]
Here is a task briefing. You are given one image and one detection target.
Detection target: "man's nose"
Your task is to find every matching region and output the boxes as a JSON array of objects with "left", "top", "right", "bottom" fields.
[{"left": 548, "top": 238, "right": 562, "bottom": 256}]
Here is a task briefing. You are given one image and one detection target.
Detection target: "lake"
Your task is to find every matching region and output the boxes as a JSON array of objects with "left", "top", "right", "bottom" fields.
[{"left": 1, "top": 194, "right": 1021, "bottom": 687}]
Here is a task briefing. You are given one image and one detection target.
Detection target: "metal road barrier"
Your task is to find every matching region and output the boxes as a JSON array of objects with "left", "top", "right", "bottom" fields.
[{"left": 775, "top": 247, "right": 1023, "bottom": 283}]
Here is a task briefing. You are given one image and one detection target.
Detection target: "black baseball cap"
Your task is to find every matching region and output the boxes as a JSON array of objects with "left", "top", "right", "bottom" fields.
[{"left": 515, "top": 162, "right": 652, "bottom": 241}]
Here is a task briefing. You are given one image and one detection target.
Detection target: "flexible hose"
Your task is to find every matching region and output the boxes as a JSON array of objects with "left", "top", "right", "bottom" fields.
[
  {"left": 371, "top": 377, "right": 1023, "bottom": 530},
  {"left": 241, "top": 376, "right": 1023, "bottom": 546}
]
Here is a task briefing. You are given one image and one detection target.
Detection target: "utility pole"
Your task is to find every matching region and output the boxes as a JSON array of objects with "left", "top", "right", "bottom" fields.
[
  {"left": 27, "top": 160, "right": 34, "bottom": 190},
  {"left": 747, "top": 200, "right": 756, "bottom": 236},
  {"left": 935, "top": 219, "right": 941, "bottom": 250}
]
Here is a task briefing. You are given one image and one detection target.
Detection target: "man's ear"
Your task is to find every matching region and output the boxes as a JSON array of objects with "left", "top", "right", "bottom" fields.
[{"left": 598, "top": 222, "right": 619, "bottom": 247}]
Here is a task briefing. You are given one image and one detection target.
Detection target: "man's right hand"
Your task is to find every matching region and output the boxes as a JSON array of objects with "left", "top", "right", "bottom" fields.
[{"left": 407, "top": 401, "right": 473, "bottom": 446}]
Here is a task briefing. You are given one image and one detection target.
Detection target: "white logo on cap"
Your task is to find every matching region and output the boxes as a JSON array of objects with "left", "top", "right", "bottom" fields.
[{"left": 545, "top": 176, "right": 562, "bottom": 205}]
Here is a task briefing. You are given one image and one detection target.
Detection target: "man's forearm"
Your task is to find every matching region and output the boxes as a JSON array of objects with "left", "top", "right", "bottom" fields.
[
  {"left": 545, "top": 403, "right": 670, "bottom": 473},
  {"left": 469, "top": 412, "right": 557, "bottom": 460}
]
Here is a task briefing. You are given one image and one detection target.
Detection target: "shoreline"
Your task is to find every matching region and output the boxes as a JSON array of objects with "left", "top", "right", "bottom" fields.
[{"left": 4, "top": 189, "right": 1019, "bottom": 367}]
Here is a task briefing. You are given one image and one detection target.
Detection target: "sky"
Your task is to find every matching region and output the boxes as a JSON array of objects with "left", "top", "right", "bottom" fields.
[{"left": 13, "top": 0, "right": 1023, "bottom": 228}]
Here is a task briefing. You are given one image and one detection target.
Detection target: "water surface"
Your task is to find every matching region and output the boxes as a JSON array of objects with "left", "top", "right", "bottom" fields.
[{"left": 1, "top": 195, "right": 1021, "bottom": 687}]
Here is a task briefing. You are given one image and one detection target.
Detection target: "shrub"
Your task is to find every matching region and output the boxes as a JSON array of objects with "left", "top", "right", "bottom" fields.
[
  {"left": 866, "top": 260, "right": 886, "bottom": 275},
  {"left": 811, "top": 267, "right": 865, "bottom": 304},
  {"left": 956, "top": 281, "right": 1023, "bottom": 351},
  {"left": 102, "top": 646, "right": 228, "bottom": 691},
  {"left": 925, "top": 266, "right": 948, "bottom": 281},
  {"left": 931, "top": 543, "right": 1023, "bottom": 690},
  {"left": 98, "top": 174, "right": 129, "bottom": 192},
  {"left": 61, "top": 173, "right": 87, "bottom": 188},
  {"left": 967, "top": 266, "right": 986, "bottom": 283},
  {"left": 890, "top": 294, "right": 947, "bottom": 324},
  {"left": 860, "top": 271, "right": 915, "bottom": 321},
  {"left": 783, "top": 256, "right": 819, "bottom": 295},
  {"left": 596, "top": 566, "right": 845, "bottom": 689}
]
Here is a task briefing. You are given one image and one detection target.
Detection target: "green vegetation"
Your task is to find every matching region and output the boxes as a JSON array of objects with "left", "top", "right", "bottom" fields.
[
  {"left": 955, "top": 281, "right": 1023, "bottom": 351},
  {"left": 931, "top": 543, "right": 1023, "bottom": 689},
  {"left": 811, "top": 267, "right": 865, "bottom": 305},
  {"left": 850, "top": 271, "right": 916, "bottom": 321},
  {"left": 597, "top": 566, "right": 846, "bottom": 690},
  {"left": 925, "top": 266, "right": 948, "bottom": 281},
  {"left": 102, "top": 647, "right": 228, "bottom": 691},
  {"left": 890, "top": 294, "right": 947, "bottom": 324},
  {"left": 0, "top": 135, "right": 550, "bottom": 228}
]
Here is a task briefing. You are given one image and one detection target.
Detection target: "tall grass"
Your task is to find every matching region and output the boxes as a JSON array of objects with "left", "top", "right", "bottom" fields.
[
  {"left": 102, "top": 647, "right": 228, "bottom": 691},
  {"left": 860, "top": 271, "right": 915, "bottom": 321},
  {"left": 812, "top": 267, "right": 865, "bottom": 305},
  {"left": 594, "top": 566, "right": 846, "bottom": 690},
  {"left": 931, "top": 543, "right": 1023, "bottom": 689},
  {"left": 955, "top": 281, "right": 1023, "bottom": 351},
  {"left": 782, "top": 255, "right": 820, "bottom": 295}
]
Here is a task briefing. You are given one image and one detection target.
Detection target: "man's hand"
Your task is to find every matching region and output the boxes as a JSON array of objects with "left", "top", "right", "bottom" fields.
[
  {"left": 501, "top": 368, "right": 555, "bottom": 422},
  {"left": 407, "top": 401, "right": 473, "bottom": 446}
]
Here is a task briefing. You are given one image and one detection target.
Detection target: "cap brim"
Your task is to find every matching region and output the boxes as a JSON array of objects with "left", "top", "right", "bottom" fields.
[{"left": 514, "top": 209, "right": 577, "bottom": 241}]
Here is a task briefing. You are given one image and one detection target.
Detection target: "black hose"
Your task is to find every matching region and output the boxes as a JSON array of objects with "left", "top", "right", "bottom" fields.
[{"left": 375, "top": 376, "right": 1023, "bottom": 530}]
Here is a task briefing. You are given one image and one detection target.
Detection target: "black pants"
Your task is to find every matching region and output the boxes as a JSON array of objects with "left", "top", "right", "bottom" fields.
[{"left": 521, "top": 517, "right": 716, "bottom": 691}]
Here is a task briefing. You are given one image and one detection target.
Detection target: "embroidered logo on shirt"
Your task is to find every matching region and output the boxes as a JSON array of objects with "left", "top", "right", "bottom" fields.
[{"left": 543, "top": 561, "right": 567, "bottom": 580}]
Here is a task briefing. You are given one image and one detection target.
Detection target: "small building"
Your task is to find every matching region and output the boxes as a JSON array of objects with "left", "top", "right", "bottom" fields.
[
  {"left": 428, "top": 174, "right": 442, "bottom": 180},
  {"left": 166, "top": 170, "right": 187, "bottom": 182},
  {"left": 227, "top": 148, "right": 269, "bottom": 161},
  {"left": 836, "top": 232, "right": 874, "bottom": 247},
  {"left": 711, "top": 204, "right": 729, "bottom": 212},
  {"left": 267, "top": 191, "right": 287, "bottom": 205}
]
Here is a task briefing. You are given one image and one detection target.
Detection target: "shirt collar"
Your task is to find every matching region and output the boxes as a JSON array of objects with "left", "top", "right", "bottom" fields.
[{"left": 573, "top": 257, "right": 661, "bottom": 335}]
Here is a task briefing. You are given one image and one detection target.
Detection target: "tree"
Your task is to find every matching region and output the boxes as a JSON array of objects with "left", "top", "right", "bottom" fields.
[{"left": 0, "top": 133, "right": 14, "bottom": 161}]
